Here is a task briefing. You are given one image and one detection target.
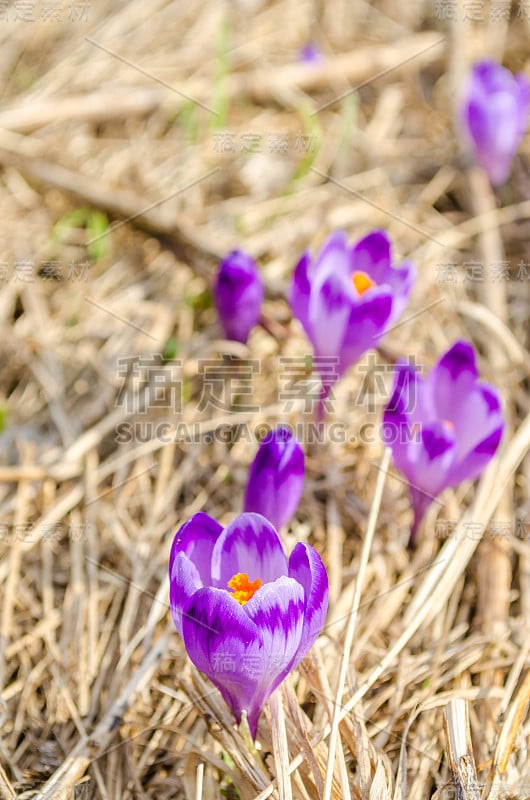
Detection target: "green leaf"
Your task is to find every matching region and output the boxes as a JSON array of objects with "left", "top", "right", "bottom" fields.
[
  {"left": 0, "top": 401, "right": 8, "bottom": 434},
  {"left": 162, "top": 338, "right": 179, "bottom": 362},
  {"left": 52, "top": 207, "right": 111, "bottom": 262},
  {"left": 174, "top": 100, "right": 199, "bottom": 142},
  {"left": 185, "top": 287, "right": 212, "bottom": 311}
]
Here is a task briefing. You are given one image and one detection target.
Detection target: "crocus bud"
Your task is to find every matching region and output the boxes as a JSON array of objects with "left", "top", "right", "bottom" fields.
[
  {"left": 243, "top": 426, "right": 304, "bottom": 529},
  {"left": 290, "top": 230, "right": 415, "bottom": 417},
  {"left": 460, "top": 59, "right": 530, "bottom": 187},
  {"left": 382, "top": 341, "right": 504, "bottom": 546},
  {"left": 214, "top": 250, "right": 264, "bottom": 344},
  {"left": 169, "top": 512, "right": 328, "bottom": 739}
]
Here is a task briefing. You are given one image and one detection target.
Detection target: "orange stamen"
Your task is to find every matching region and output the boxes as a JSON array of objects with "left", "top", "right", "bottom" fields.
[
  {"left": 352, "top": 270, "right": 376, "bottom": 295},
  {"left": 442, "top": 419, "right": 455, "bottom": 431},
  {"left": 227, "top": 573, "right": 263, "bottom": 605}
]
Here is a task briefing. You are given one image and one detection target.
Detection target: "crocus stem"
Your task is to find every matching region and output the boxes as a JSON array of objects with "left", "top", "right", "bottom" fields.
[
  {"left": 408, "top": 488, "right": 432, "bottom": 549},
  {"left": 408, "top": 518, "right": 420, "bottom": 550},
  {"left": 238, "top": 710, "right": 258, "bottom": 751}
]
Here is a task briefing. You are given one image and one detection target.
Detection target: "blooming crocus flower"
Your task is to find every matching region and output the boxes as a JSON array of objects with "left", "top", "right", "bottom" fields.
[
  {"left": 460, "top": 59, "right": 530, "bottom": 187},
  {"left": 169, "top": 511, "right": 328, "bottom": 739},
  {"left": 382, "top": 340, "right": 504, "bottom": 546},
  {"left": 299, "top": 42, "right": 323, "bottom": 65},
  {"left": 290, "top": 230, "right": 415, "bottom": 417},
  {"left": 214, "top": 250, "right": 264, "bottom": 344},
  {"left": 243, "top": 426, "right": 304, "bottom": 529}
]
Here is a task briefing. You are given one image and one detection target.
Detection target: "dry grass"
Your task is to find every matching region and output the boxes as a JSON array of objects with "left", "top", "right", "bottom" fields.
[{"left": 0, "top": 1, "right": 530, "bottom": 799}]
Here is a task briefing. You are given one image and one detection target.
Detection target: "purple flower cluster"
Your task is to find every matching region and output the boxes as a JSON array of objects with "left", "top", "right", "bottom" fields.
[
  {"left": 186, "top": 219, "right": 505, "bottom": 734},
  {"left": 170, "top": 57, "right": 514, "bottom": 741},
  {"left": 181, "top": 220, "right": 505, "bottom": 737}
]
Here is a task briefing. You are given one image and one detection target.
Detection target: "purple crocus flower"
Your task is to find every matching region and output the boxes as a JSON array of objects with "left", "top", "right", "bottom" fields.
[
  {"left": 460, "top": 59, "right": 530, "bottom": 187},
  {"left": 169, "top": 511, "right": 328, "bottom": 739},
  {"left": 299, "top": 42, "right": 323, "bottom": 65},
  {"left": 214, "top": 250, "right": 264, "bottom": 344},
  {"left": 243, "top": 426, "right": 304, "bottom": 529},
  {"left": 382, "top": 340, "right": 504, "bottom": 546},
  {"left": 290, "top": 230, "right": 415, "bottom": 416}
]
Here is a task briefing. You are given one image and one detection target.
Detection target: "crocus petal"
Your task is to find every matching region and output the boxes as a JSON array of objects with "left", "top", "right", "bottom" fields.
[
  {"left": 468, "top": 95, "right": 520, "bottom": 184},
  {"left": 169, "top": 512, "right": 222, "bottom": 586},
  {"left": 445, "top": 383, "right": 504, "bottom": 485},
  {"left": 383, "top": 363, "right": 424, "bottom": 474},
  {"left": 289, "top": 251, "right": 312, "bottom": 337},
  {"left": 384, "top": 362, "right": 420, "bottom": 419},
  {"left": 384, "top": 260, "right": 416, "bottom": 324},
  {"left": 350, "top": 230, "right": 391, "bottom": 282},
  {"left": 411, "top": 421, "right": 457, "bottom": 497},
  {"left": 243, "top": 577, "right": 305, "bottom": 737},
  {"left": 169, "top": 553, "right": 202, "bottom": 636},
  {"left": 426, "top": 340, "right": 478, "bottom": 421},
  {"left": 243, "top": 427, "right": 305, "bottom": 529},
  {"left": 311, "top": 230, "right": 350, "bottom": 282},
  {"left": 448, "top": 423, "right": 503, "bottom": 487},
  {"left": 440, "top": 381, "right": 503, "bottom": 460},
  {"left": 307, "top": 271, "right": 352, "bottom": 358},
  {"left": 437, "top": 339, "right": 478, "bottom": 375},
  {"left": 427, "top": 340, "right": 499, "bottom": 454},
  {"left": 393, "top": 420, "right": 457, "bottom": 540},
  {"left": 406, "top": 422, "right": 457, "bottom": 543},
  {"left": 304, "top": 232, "right": 354, "bottom": 358},
  {"left": 349, "top": 231, "right": 415, "bottom": 324},
  {"left": 288, "top": 542, "right": 329, "bottom": 663},
  {"left": 338, "top": 288, "right": 393, "bottom": 371},
  {"left": 210, "top": 513, "right": 288, "bottom": 589},
  {"left": 181, "top": 587, "right": 264, "bottom": 731}
]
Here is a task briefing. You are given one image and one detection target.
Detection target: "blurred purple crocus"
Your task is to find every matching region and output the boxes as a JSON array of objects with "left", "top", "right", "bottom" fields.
[
  {"left": 214, "top": 250, "right": 264, "bottom": 344},
  {"left": 299, "top": 42, "right": 323, "bottom": 65},
  {"left": 290, "top": 230, "right": 415, "bottom": 417},
  {"left": 243, "top": 426, "right": 304, "bottom": 529},
  {"left": 382, "top": 341, "right": 504, "bottom": 546},
  {"left": 460, "top": 59, "right": 530, "bottom": 187},
  {"left": 169, "top": 511, "right": 328, "bottom": 739}
]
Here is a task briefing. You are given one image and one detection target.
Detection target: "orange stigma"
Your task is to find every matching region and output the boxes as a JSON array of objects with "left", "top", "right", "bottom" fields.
[
  {"left": 352, "top": 271, "right": 376, "bottom": 295},
  {"left": 227, "top": 573, "right": 263, "bottom": 605},
  {"left": 442, "top": 419, "right": 455, "bottom": 431}
]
